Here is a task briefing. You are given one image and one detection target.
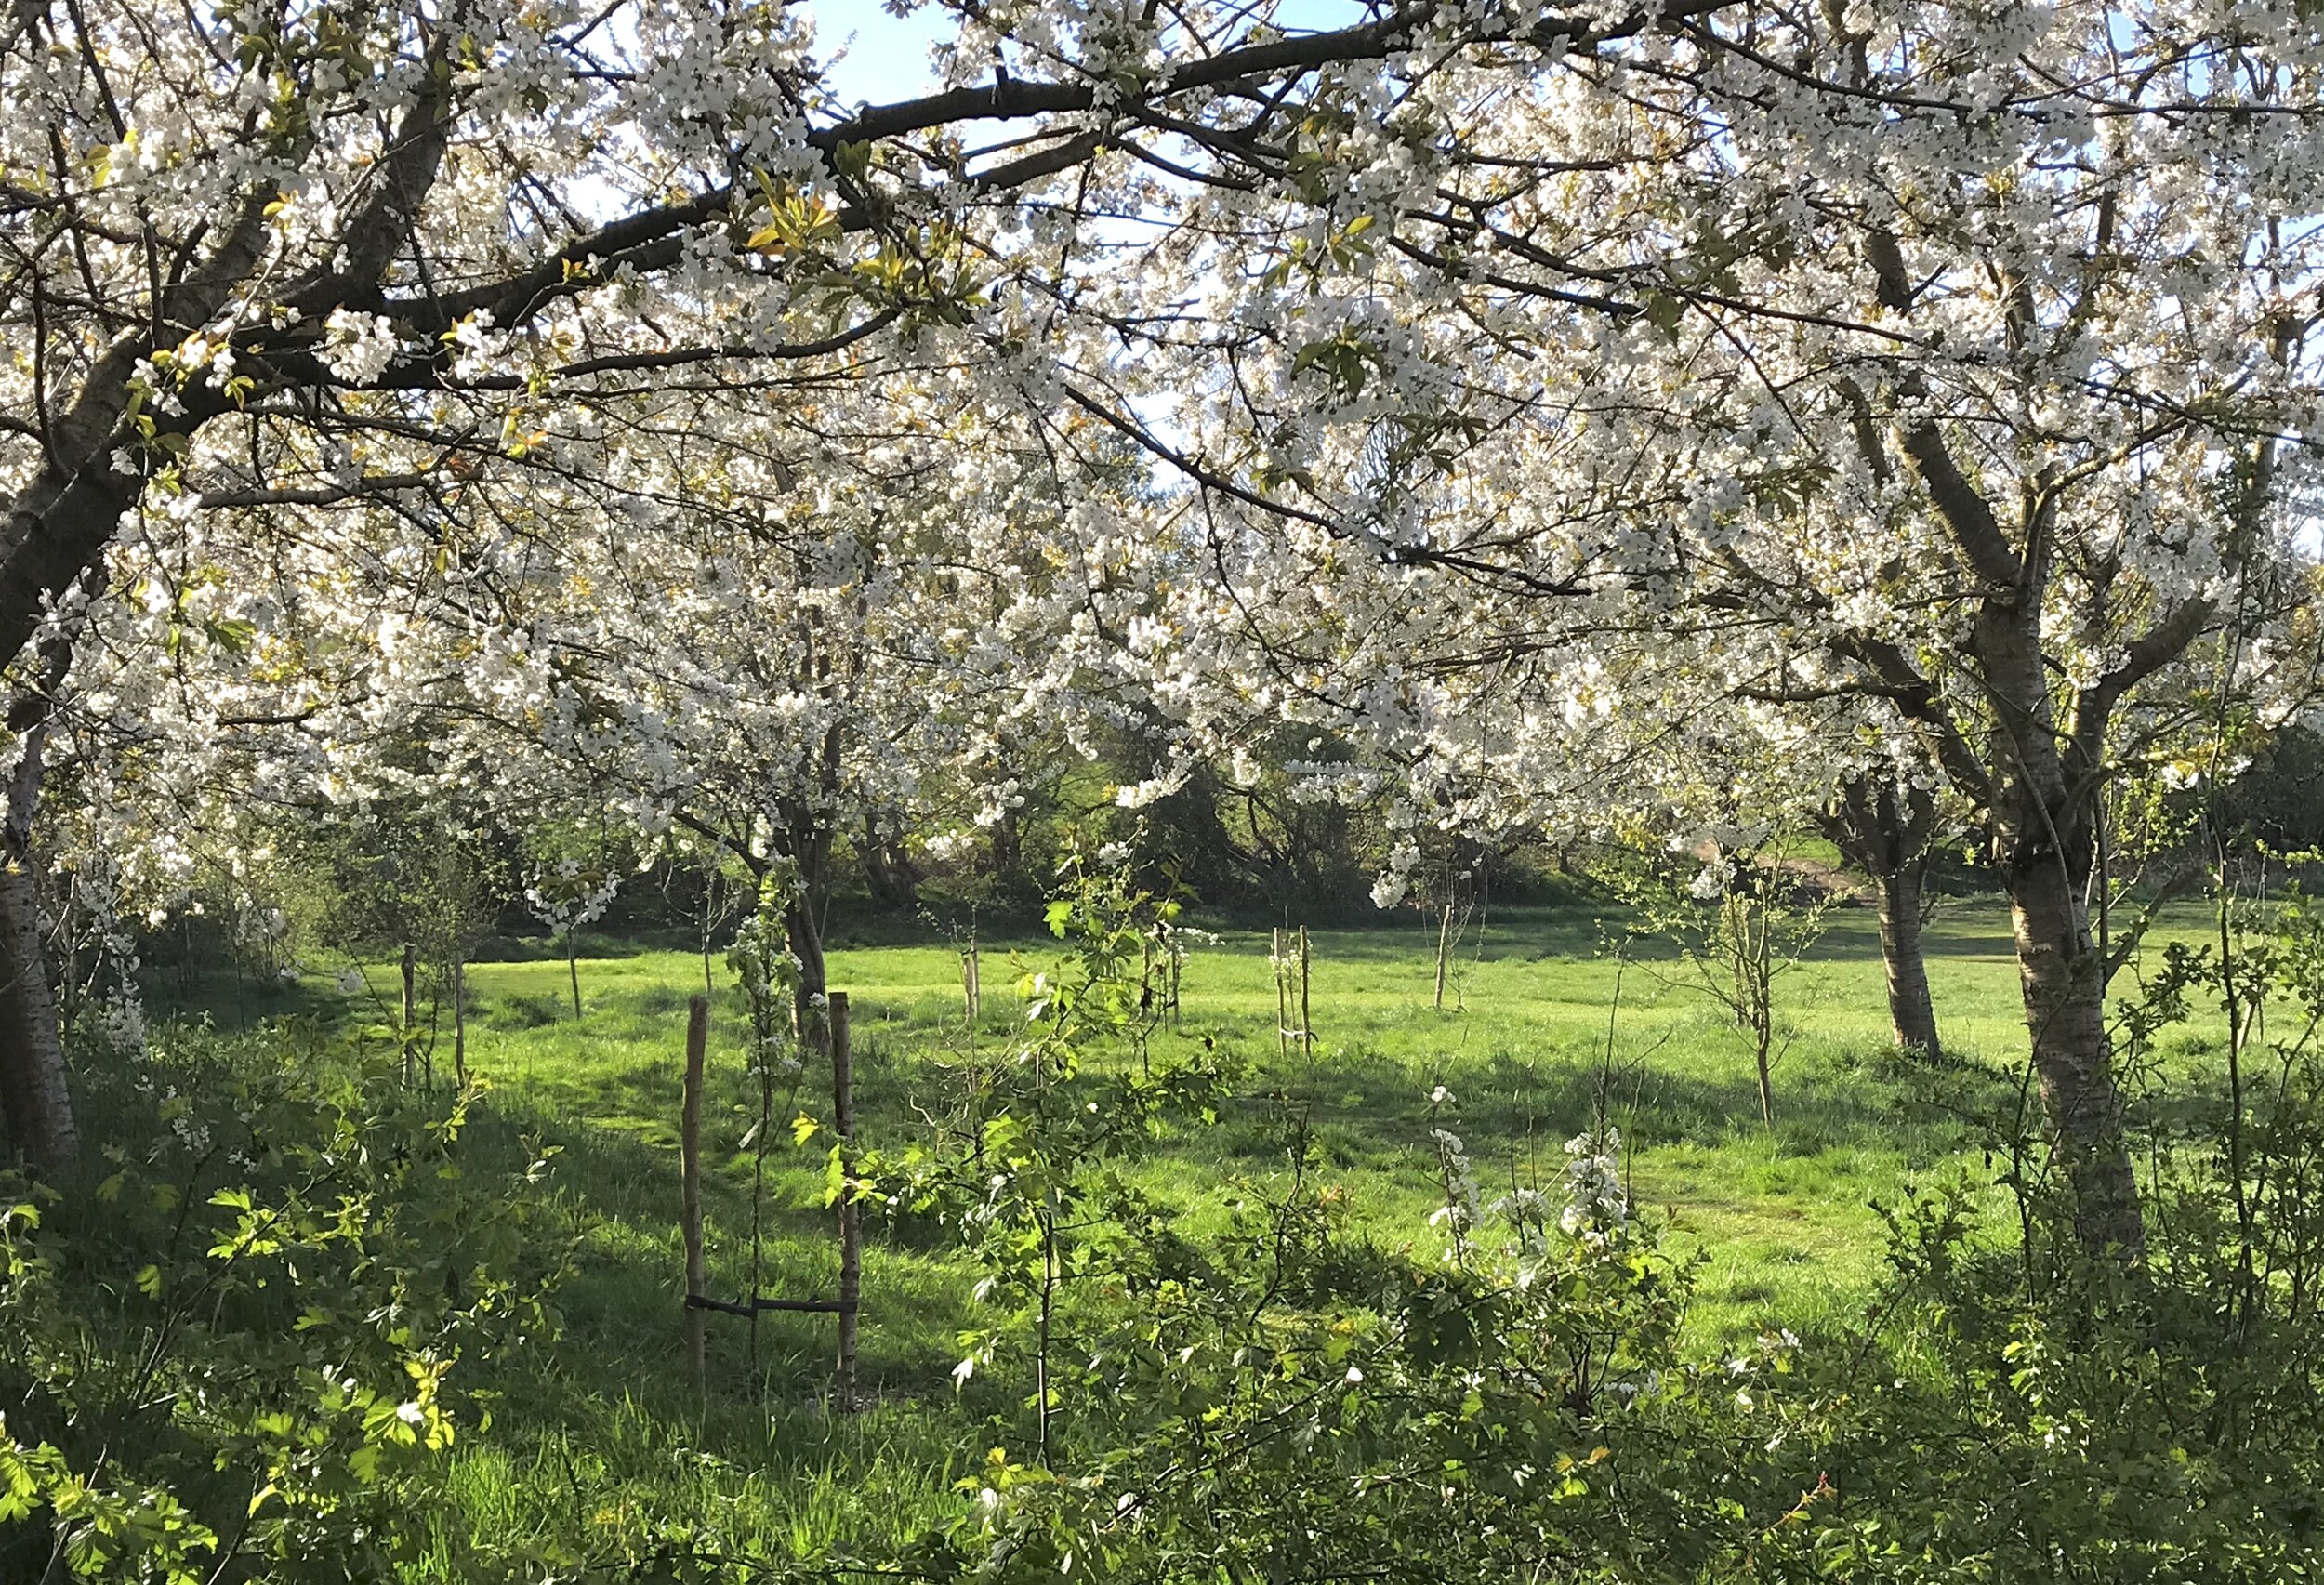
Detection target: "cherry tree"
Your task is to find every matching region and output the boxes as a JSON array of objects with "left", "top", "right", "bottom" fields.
[
  {"left": 1110, "top": 1, "right": 2324, "bottom": 1257},
  {"left": 326, "top": 367, "right": 1165, "bottom": 1047},
  {"left": 2, "top": 0, "right": 1684, "bottom": 1164},
  {"left": 7, "top": 0, "right": 2315, "bottom": 1280}
]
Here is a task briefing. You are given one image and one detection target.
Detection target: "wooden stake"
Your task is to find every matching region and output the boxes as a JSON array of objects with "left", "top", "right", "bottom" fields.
[
  {"left": 400, "top": 943, "right": 417, "bottom": 1085},
  {"left": 681, "top": 994, "right": 709, "bottom": 1394},
  {"left": 1299, "top": 926, "right": 1314, "bottom": 1061},
  {"left": 832, "top": 991, "right": 861, "bottom": 1411},
  {"left": 1433, "top": 904, "right": 1453, "bottom": 1012},
  {"left": 452, "top": 958, "right": 468, "bottom": 1087},
  {"left": 1274, "top": 929, "right": 1288, "bottom": 1060}
]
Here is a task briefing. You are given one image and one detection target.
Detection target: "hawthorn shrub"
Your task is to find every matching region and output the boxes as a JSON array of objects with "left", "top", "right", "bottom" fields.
[{"left": 0, "top": 1023, "right": 573, "bottom": 1582}]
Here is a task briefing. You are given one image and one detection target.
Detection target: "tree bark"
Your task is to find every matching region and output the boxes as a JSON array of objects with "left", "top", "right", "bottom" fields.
[
  {"left": 1872, "top": 867, "right": 1942, "bottom": 1058},
  {"left": 862, "top": 821, "right": 919, "bottom": 912},
  {"left": 1824, "top": 778, "right": 1944, "bottom": 1059},
  {"left": 783, "top": 799, "right": 837, "bottom": 1060},
  {"left": 786, "top": 895, "right": 829, "bottom": 1060},
  {"left": 991, "top": 804, "right": 1023, "bottom": 880},
  {"left": 2003, "top": 839, "right": 2145, "bottom": 1259},
  {"left": 452, "top": 958, "right": 468, "bottom": 1088},
  {"left": 0, "top": 723, "right": 73, "bottom": 1171},
  {"left": 400, "top": 943, "right": 418, "bottom": 1084},
  {"left": 1976, "top": 590, "right": 2145, "bottom": 1261},
  {"left": 0, "top": 857, "right": 73, "bottom": 1171},
  {"left": 681, "top": 993, "right": 709, "bottom": 1394},
  {"left": 831, "top": 991, "right": 860, "bottom": 1411}
]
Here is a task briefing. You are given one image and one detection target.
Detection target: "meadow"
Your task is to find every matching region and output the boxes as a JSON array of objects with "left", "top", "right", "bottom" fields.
[{"left": 230, "top": 892, "right": 2227, "bottom": 1572}]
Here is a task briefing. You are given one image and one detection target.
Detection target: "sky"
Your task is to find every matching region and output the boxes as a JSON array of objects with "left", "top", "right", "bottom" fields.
[
  {"left": 812, "top": 1, "right": 1376, "bottom": 109},
  {"left": 815, "top": 4, "right": 948, "bottom": 106}
]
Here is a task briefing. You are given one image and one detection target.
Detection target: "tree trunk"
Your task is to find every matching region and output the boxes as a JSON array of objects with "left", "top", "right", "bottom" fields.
[
  {"left": 1873, "top": 867, "right": 1942, "bottom": 1058},
  {"left": 1824, "top": 777, "right": 1945, "bottom": 1060},
  {"left": 0, "top": 854, "right": 73, "bottom": 1172},
  {"left": 452, "top": 958, "right": 468, "bottom": 1088},
  {"left": 831, "top": 991, "right": 860, "bottom": 1411},
  {"left": 0, "top": 709, "right": 73, "bottom": 1171},
  {"left": 783, "top": 805, "right": 836, "bottom": 1060},
  {"left": 786, "top": 897, "right": 829, "bottom": 1060},
  {"left": 1753, "top": 1030, "right": 1776, "bottom": 1126},
  {"left": 2006, "top": 851, "right": 2145, "bottom": 1259},
  {"left": 863, "top": 821, "right": 918, "bottom": 912},
  {"left": 681, "top": 994, "right": 709, "bottom": 1394},
  {"left": 992, "top": 803, "right": 1023, "bottom": 879},
  {"left": 400, "top": 944, "right": 418, "bottom": 1084},
  {"left": 1974, "top": 587, "right": 2145, "bottom": 1261}
]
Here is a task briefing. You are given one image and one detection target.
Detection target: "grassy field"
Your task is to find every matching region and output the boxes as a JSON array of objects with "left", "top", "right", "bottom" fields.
[{"left": 193, "top": 895, "right": 2225, "bottom": 1570}]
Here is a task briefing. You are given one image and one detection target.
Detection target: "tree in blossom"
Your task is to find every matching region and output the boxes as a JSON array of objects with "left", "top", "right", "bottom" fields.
[
  {"left": 1116, "top": 0, "right": 2324, "bottom": 1257},
  {"left": 0, "top": 0, "right": 1665, "bottom": 1162}
]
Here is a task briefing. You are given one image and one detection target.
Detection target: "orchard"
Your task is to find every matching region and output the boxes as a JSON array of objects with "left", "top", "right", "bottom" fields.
[{"left": 2, "top": 2, "right": 2322, "bottom": 1579}]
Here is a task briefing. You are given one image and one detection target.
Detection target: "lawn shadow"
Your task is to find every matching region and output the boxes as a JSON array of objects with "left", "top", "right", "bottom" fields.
[
  {"left": 446, "top": 1078, "right": 984, "bottom": 1459},
  {"left": 1217, "top": 1040, "right": 1975, "bottom": 1172}
]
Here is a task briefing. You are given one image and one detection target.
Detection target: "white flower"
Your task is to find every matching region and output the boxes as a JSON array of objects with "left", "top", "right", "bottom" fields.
[
  {"left": 1557, "top": 1129, "right": 1630, "bottom": 1248},
  {"left": 319, "top": 309, "right": 400, "bottom": 385},
  {"left": 1115, "top": 775, "right": 1176, "bottom": 809},
  {"left": 923, "top": 829, "right": 976, "bottom": 864}
]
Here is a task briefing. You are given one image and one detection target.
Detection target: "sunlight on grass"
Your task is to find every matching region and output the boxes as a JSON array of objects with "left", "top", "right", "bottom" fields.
[{"left": 286, "top": 897, "right": 2224, "bottom": 1564}]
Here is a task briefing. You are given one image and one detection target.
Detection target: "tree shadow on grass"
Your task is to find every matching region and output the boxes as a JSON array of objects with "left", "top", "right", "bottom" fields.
[
  {"left": 443, "top": 1084, "right": 984, "bottom": 1473},
  {"left": 142, "top": 969, "right": 353, "bottom": 1031},
  {"left": 1201, "top": 907, "right": 1629, "bottom": 968},
  {"left": 291, "top": 942, "right": 2023, "bottom": 1483},
  {"left": 1195, "top": 898, "right": 2029, "bottom": 975},
  {"left": 1182, "top": 1038, "right": 1984, "bottom": 1193},
  {"left": 427, "top": 1103, "right": 982, "bottom": 1565}
]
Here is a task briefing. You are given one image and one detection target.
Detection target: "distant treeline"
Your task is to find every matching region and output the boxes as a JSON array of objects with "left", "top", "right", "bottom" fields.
[{"left": 132, "top": 725, "right": 2324, "bottom": 983}]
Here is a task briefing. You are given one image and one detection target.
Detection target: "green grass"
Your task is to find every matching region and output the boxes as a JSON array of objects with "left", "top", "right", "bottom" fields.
[{"left": 178, "top": 896, "right": 2228, "bottom": 1570}]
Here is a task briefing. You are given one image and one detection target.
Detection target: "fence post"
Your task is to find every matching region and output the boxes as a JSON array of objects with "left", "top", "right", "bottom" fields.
[
  {"left": 1434, "top": 904, "right": 1453, "bottom": 1011},
  {"left": 681, "top": 994, "right": 709, "bottom": 1395},
  {"left": 400, "top": 943, "right": 418, "bottom": 1084},
  {"left": 831, "top": 991, "right": 861, "bottom": 1411},
  {"left": 1273, "top": 929, "right": 1288, "bottom": 1060},
  {"left": 452, "top": 958, "right": 468, "bottom": 1087},
  {"left": 1299, "top": 926, "right": 1314, "bottom": 1061}
]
